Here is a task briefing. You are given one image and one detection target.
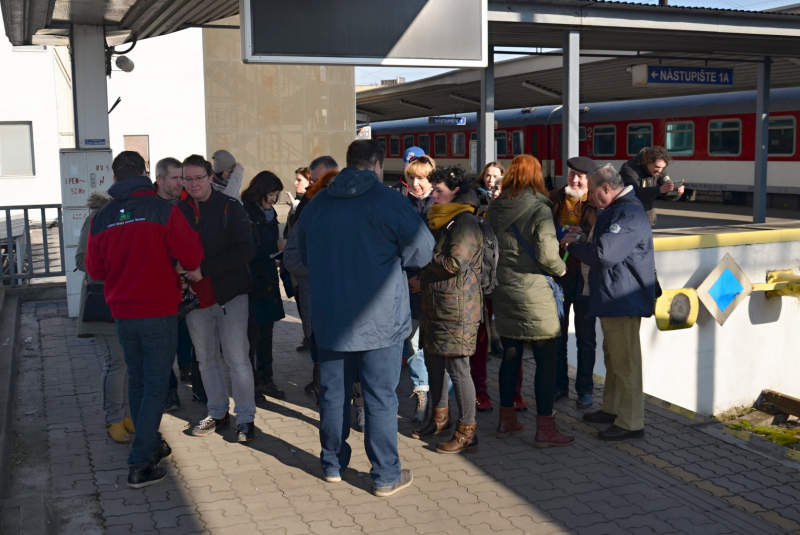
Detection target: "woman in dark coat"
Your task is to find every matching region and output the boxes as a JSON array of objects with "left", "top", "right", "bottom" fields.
[{"left": 242, "top": 172, "right": 286, "bottom": 402}]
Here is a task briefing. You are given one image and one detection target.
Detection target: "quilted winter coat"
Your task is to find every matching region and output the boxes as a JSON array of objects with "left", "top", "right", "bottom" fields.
[{"left": 420, "top": 190, "right": 484, "bottom": 357}]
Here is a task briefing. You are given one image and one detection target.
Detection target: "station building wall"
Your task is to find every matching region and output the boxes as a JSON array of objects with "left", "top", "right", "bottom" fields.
[{"left": 564, "top": 234, "right": 800, "bottom": 416}]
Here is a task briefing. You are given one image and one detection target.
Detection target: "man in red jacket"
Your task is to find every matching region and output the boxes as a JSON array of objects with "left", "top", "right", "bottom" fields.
[{"left": 86, "top": 151, "right": 203, "bottom": 489}]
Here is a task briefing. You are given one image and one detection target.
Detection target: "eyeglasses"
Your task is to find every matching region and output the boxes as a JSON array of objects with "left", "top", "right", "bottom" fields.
[
  {"left": 408, "top": 155, "right": 431, "bottom": 165},
  {"left": 182, "top": 175, "right": 208, "bottom": 184}
]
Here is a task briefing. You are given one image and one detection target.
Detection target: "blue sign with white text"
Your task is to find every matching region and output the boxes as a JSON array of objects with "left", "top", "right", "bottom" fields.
[
  {"left": 648, "top": 66, "right": 733, "bottom": 86},
  {"left": 429, "top": 117, "right": 467, "bottom": 126}
]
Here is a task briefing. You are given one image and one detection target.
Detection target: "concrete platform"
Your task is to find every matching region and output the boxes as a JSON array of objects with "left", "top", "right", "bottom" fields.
[{"left": 7, "top": 299, "right": 800, "bottom": 535}]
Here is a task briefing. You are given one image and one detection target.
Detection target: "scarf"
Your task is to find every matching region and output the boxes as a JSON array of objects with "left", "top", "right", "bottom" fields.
[{"left": 427, "top": 202, "right": 474, "bottom": 230}]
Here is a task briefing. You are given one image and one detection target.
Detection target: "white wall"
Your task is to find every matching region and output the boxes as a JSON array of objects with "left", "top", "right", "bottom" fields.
[
  {"left": 106, "top": 29, "right": 206, "bottom": 171},
  {"left": 0, "top": 43, "right": 64, "bottom": 206},
  {"left": 565, "top": 240, "right": 800, "bottom": 416}
]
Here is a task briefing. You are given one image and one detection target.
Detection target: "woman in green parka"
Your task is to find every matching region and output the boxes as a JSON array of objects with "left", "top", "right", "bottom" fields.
[
  {"left": 413, "top": 166, "right": 483, "bottom": 454},
  {"left": 487, "top": 154, "right": 574, "bottom": 448}
]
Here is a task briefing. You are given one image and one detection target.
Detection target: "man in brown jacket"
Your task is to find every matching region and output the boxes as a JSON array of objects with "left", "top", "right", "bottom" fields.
[{"left": 551, "top": 156, "right": 598, "bottom": 408}]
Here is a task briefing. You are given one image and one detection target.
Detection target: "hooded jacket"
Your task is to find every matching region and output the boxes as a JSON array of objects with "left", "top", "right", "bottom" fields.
[
  {"left": 243, "top": 200, "right": 285, "bottom": 325},
  {"left": 420, "top": 189, "right": 483, "bottom": 357},
  {"left": 85, "top": 176, "right": 203, "bottom": 319},
  {"left": 295, "top": 167, "right": 435, "bottom": 352},
  {"left": 568, "top": 186, "right": 656, "bottom": 318},
  {"left": 487, "top": 187, "right": 566, "bottom": 341}
]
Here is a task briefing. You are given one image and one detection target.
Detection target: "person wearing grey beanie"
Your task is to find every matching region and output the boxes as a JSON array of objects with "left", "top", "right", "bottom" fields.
[{"left": 211, "top": 149, "right": 244, "bottom": 202}]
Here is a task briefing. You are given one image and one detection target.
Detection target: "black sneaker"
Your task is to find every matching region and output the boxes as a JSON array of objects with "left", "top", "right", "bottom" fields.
[
  {"left": 164, "top": 390, "right": 181, "bottom": 412},
  {"left": 192, "top": 413, "right": 230, "bottom": 437},
  {"left": 598, "top": 424, "right": 645, "bottom": 441},
  {"left": 258, "top": 381, "right": 286, "bottom": 400},
  {"left": 237, "top": 422, "right": 255, "bottom": 442},
  {"left": 254, "top": 392, "right": 268, "bottom": 405},
  {"left": 304, "top": 380, "right": 316, "bottom": 395},
  {"left": 153, "top": 438, "right": 173, "bottom": 465},
  {"left": 128, "top": 461, "right": 167, "bottom": 489},
  {"left": 583, "top": 410, "right": 617, "bottom": 424},
  {"left": 296, "top": 338, "right": 309, "bottom": 351},
  {"left": 179, "top": 365, "right": 192, "bottom": 382},
  {"left": 373, "top": 469, "right": 413, "bottom": 497}
]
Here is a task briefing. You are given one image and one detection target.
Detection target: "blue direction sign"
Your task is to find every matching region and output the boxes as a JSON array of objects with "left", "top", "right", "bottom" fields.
[
  {"left": 648, "top": 66, "right": 733, "bottom": 86},
  {"left": 429, "top": 117, "right": 467, "bottom": 126},
  {"left": 696, "top": 253, "right": 753, "bottom": 326}
]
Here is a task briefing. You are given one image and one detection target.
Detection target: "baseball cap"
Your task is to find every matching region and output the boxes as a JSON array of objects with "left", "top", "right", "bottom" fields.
[{"left": 403, "top": 146, "right": 425, "bottom": 169}]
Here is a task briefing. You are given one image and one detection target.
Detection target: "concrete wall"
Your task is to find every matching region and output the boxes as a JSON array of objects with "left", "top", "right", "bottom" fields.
[
  {"left": 202, "top": 22, "right": 355, "bottom": 192},
  {"left": 565, "top": 237, "right": 800, "bottom": 416}
]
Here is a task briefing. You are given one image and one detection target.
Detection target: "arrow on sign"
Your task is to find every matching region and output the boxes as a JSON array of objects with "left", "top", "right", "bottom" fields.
[{"left": 651, "top": 70, "right": 660, "bottom": 80}]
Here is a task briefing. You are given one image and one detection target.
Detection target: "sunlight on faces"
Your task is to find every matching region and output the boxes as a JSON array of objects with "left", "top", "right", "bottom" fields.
[
  {"left": 408, "top": 174, "right": 432, "bottom": 197},
  {"left": 646, "top": 159, "right": 668, "bottom": 176},
  {"left": 157, "top": 164, "right": 184, "bottom": 200},
  {"left": 183, "top": 164, "right": 212, "bottom": 202},
  {"left": 432, "top": 183, "right": 459, "bottom": 205},
  {"left": 588, "top": 179, "right": 619, "bottom": 209},
  {"left": 484, "top": 166, "right": 502, "bottom": 189},
  {"left": 295, "top": 173, "right": 309, "bottom": 195},
  {"left": 565, "top": 169, "right": 588, "bottom": 199}
]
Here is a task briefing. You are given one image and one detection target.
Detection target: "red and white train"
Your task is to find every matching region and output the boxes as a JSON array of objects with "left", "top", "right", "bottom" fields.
[{"left": 370, "top": 87, "right": 800, "bottom": 207}]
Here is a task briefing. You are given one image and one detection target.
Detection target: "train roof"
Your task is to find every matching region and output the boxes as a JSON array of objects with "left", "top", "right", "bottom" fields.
[{"left": 370, "top": 87, "right": 800, "bottom": 135}]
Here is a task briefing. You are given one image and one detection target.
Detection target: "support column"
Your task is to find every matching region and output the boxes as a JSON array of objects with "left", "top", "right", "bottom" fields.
[
  {"left": 561, "top": 30, "right": 580, "bottom": 188},
  {"left": 479, "top": 49, "right": 495, "bottom": 172},
  {"left": 753, "top": 56, "right": 771, "bottom": 224},
  {"left": 70, "top": 25, "right": 110, "bottom": 149}
]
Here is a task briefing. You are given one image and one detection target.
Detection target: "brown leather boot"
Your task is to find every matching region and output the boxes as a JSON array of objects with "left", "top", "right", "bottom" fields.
[
  {"left": 496, "top": 406, "right": 524, "bottom": 438},
  {"left": 412, "top": 407, "right": 451, "bottom": 439},
  {"left": 436, "top": 421, "right": 478, "bottom": 454},
  {"left": 534, "top": 414, "right": 574, "bottom": 448}
]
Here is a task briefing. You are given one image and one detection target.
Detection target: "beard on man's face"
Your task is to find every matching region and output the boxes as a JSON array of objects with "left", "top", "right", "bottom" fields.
[{"left": 565, "top": 184, "right": 587, "bottom": 199}]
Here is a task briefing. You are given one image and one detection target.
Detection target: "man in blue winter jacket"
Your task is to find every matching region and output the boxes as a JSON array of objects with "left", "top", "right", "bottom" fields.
[
  {"left": 563, "top": 163, "right": 656, "bottom": 441},
  {"left": 295, "top": 139, "right": 434, "bottom": 497}
]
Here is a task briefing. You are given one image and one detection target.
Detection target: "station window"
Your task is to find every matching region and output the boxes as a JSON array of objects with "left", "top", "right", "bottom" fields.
[
  {"left": 593, "top": 125, "right": 616, "bottom": 157},
  {"left": 434, "top": 134, "right": 447, "bottom": 157},
  {"left": 403, "top": 135, "right": 415, "bottom": 153},
  {"left": 418, "top": 134, "right": 430, "bottom": 155},
  {"left": 512, "top": 131, "right": 524, "bottom": 156},
  {"left": 0, "top": 122, "right": 35, "bottom": 176},
  {"left": 453, "top": 133, "right": 466, "bottom": 157},
  {"left": 495, "top": 131, "right": 507, "bottom": 157},
  {"left": 376, "top": 137, "right": 386, "bottom": 154},
  {"left": 579, "top": 127, "right": 586, "bottom": 141},
  {"left": 627, "top": 124, "right": 653, "bottom": 156},
  {"left": 530, "top": 131, "right": 539, "bottom": 159},
  {"left": 708, "top": 119, "right": 741, "bottom": 156},
  {"left": 665, "top": 122, "right": 694, "bottom": 156},
  {"left": 769, "top": 117, "right": 796, "bottom": 156},
  {"left": 389, "top": 136, "right": 400, "bottom": 157}
]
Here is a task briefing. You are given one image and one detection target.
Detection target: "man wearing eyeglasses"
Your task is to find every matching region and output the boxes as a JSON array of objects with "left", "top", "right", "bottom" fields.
[
  {"left": 210, "top": 149, "right": 244, "bottom": 202},
  {"left": 177, "top": 154, "right": 258, "bottom": 443}
]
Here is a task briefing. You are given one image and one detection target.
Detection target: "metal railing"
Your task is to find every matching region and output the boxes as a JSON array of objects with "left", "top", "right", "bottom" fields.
[{"left": 0, "top": 204, "right": 65, "bottom": 286}]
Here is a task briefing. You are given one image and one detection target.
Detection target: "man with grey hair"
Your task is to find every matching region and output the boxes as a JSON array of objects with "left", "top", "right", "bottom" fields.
[
  {"left": 154, "top": 157, "right": 184, "bottom": 204},
  {"left": 562, "top": 163, "right": 656, "bottom": 442},
  {"left": 308, "top": 155, "right": 339, "bottom": 185}
]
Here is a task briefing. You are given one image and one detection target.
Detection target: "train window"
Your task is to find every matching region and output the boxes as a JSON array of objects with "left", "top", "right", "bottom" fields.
[
  {"left": 709, "top": 119, "right": 741, "bottom": 156},
  {"left": 495, "top": 131, "right": 507, "bottom": 157},
  {"left": 579, "top": 127, "right": 586, "bottom": 142},
  {"left": 593, "top": 125, "right": 616, "bottom": 156},
  {"left": 512, "top": 131, "right": 524, "bottom": 156},
  {"left": 453, "top": 133, "right": 466, "bottom": 156},
  {"left": 403, "top": 135, "right": 415, "bottom": 153},
  {"left": 390, "top": 136, "right": 400, "bottom": 157},
  {"left": 665, "top": 122, "right": 694, "bottom": 156},
  {"left": 470, "top": 132, "right": 477, "bottom": 141},
  {"left": 418, "top": 134, "right": 430, "bottom": 155},
  {"left": 627, "top": 124, "right": 653, "bottom": 156},
  {"left": 376, "top": 137, "right": 386, "bottom": 154},
  {"left": 769, "top": 117, "right": 796, "bottom": 156},
  {"left": 530, "top": 131, "right": 539, "bottom": 159},
  {"left": 434, "top": 134, "right": 447, "bottom": 156}
]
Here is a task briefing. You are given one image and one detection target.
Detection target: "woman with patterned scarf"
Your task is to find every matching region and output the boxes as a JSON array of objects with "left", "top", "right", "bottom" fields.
[{"left": 413, "top": 166, "right": 483, "bottom": 454}]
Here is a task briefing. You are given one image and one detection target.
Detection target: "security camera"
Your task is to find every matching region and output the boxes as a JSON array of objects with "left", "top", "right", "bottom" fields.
[{"left": 115, "top": 56, "right": 134, "bottom": 73}]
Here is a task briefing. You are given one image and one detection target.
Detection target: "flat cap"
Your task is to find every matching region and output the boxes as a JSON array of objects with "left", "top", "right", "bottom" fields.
[{"left": 567, "top": 156, "right": 597, "bottom": 175}]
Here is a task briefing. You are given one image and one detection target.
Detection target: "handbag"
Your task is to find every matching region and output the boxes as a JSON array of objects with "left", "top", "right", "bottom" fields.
[
  {"left": 82, "top": 281, "right": 115, "bottom": 323},
  {"left": 279, "top": 266, "right": 295, "bottom": 299},
  {"left": 510, "top": 223, "right": 565, "bottom": 321}
]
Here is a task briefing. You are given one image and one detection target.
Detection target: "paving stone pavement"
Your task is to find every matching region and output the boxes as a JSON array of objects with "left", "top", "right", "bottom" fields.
[{"left": 8, "top": 299, "right": 800, "bottom": 534}]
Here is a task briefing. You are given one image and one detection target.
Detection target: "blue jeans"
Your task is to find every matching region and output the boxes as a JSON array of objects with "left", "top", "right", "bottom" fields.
[
  {"left": 318, "top": 343, "right": 403, "bottom": 488},
  {"left": 97, "top": 335, "right": 127, "bottom": 424},
  {"left": 406, "top": 320, "right": 428, "bottom": 392},
  {"left": 115, "top": 315, "right": 178, "bottom": 466}
]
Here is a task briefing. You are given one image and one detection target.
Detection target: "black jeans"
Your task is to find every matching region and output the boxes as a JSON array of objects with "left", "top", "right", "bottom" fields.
[
  {"left": 499, "top": 337, "right": 558, "bottom": 416},
  {"left": 556, "top": 299, "right": 597, "bottom": 395},
  {"left": 426, "top": 353, "right": 476, "bottom": 425},
  {"left": 248, "top": 322, "right": 274, "bottom": 385}
]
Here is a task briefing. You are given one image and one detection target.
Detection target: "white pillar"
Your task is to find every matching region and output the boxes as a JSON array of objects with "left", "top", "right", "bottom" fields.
[
  {"left": 753, "top": 56, "right": 771, "bottom": 224},
  {"left": 71, "top": 25, "right": 110, "bottom": 149},
  {"left": 561, "top": 30, "right": 580, "bottom": 188},
  {"left": 479, "top": 50, "right": 495, "bottom": 172}
]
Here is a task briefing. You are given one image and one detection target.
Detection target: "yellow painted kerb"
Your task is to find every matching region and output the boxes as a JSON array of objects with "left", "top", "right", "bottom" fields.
[{"left": 654, "top": 228, "right": 800, "bottom": 252}]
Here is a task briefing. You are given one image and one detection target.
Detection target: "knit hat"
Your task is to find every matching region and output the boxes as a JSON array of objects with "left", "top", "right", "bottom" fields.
[
  {"left": 212, "top": 150, "right": 236, "bottom": 174},
  {"left": 567, "top": 156, "right": 597, "bottom": 175}
]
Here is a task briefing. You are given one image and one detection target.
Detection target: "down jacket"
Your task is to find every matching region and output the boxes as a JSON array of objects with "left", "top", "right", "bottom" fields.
[
  {"left": 487, "top": 188, "right": 566, "bottom": 341},
  {"left": 420, "top": 190, "right": 484, "bottom": 357}
]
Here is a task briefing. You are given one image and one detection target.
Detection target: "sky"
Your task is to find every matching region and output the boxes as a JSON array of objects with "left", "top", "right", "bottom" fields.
[{"left": 354, "top": 0, "right": 800, "bottom": 86}]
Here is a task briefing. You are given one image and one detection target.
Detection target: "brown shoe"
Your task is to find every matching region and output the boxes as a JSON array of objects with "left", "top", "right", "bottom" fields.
[
  {"left": 496, "top": 406, "right": 524, "bottom": 438},
  {"left": 412, "top": 407, "right": 451, "bottom": 439},
  {"left": 436, "top": 421, "right": 478, "bottom": 454},
  {"left": 534, "top": 414, "right": 574, "bottom": 448}
]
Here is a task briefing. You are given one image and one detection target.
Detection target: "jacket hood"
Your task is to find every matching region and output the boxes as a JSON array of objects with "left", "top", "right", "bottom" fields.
[
  {"left": 87, "top": 192, "right": 111, "bottom": 210},
  {"left": 326, "top": 167, "right": 378, "bottom": 198},
  {"left": 453, "top": 188, "right": 480, "bottom": 209},
  {"left": 488, "top": 188, "right": 551, "bottom": 233},
  {"left": 107, "top": 175, "right": 155, "bottom": 201}
]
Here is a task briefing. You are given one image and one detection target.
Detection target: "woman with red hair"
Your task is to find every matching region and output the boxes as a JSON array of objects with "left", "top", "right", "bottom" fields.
[{"left": 486, "top": 155, "right": 574, "bottom": 448}]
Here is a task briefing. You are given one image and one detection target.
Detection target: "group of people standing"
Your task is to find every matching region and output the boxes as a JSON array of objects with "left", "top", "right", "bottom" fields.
[{"left": 77, "top": 136, "right": 669, "bottom": 497}]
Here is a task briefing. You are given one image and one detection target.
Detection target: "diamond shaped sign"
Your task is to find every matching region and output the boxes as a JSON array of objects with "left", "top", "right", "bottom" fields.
[{"left": 697, "top": 253, "right": 753, "bottom": 326}]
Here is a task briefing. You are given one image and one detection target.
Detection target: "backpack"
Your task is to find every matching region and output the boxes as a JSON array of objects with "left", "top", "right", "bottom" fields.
[{"left": 470, "top": 215, "right": 500, "bottom": 295}]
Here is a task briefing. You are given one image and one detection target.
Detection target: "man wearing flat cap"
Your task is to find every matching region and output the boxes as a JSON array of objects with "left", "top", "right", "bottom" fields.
[
  {"left": 211, "top": 149, "right": 244, "bottom": 202},
  {"left": 549, "top": 156, "right": 598, "bottom": 408}
]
